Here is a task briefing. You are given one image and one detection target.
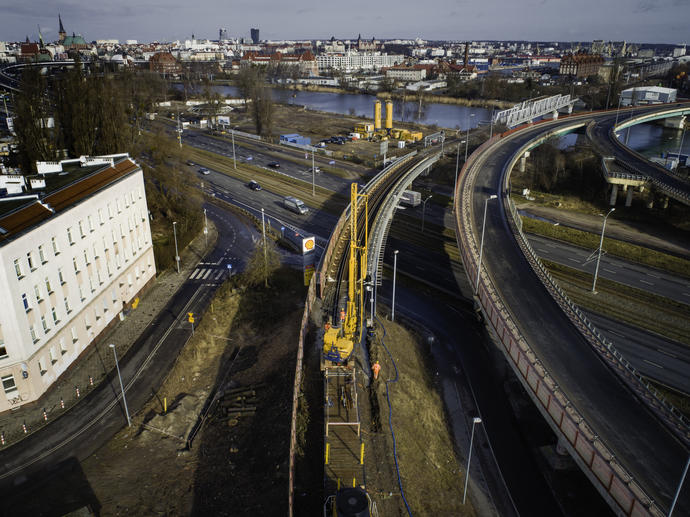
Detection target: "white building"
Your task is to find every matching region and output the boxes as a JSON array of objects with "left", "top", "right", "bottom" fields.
[
  {"left": 621, "top": 86, "right": 677, "bottom": 106},
  {"left": 317, "top": 51, "right": 403, "bottom": 73},
  {"left": 386, "top": 66, "right": 426, "bottom": 82},
  {"left": 0, "top": 155, "right": 156, "bottom": 411}
]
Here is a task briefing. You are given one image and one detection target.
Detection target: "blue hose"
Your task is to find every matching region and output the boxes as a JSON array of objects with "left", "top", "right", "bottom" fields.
[{"left": 374, "top": 314, "right": 413, "bottom": 517}]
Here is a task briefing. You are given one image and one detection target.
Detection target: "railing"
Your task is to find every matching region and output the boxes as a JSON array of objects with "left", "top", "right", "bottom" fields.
[{"left": 454, "top": 131, "right": 670, "bottom": 517}]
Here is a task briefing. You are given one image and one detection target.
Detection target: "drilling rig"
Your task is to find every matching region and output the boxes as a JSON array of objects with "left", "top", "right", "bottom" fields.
[{"left": 323, "top": 183, "right": 368, "bottom": 365}]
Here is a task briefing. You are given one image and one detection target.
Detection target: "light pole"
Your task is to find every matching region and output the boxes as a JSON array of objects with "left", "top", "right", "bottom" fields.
[
  {"left": 109, "top": 344, "right": 131, "bottom": 427},
  {"left": 475, "top": 195, "right": 498, "bottom": 294},
  {"left": 231, "top": 129, "right": 237, "bottom": 169},
  {"left": 465, "top": 113, "right": 475, "bottom": 163},
  {"left": 261, "top": 208, "right": 268, "bottom": 287},
  {"left": 463, "top": 416, "right": 482, "bottom": 504},
  {"left": 453, "top": 138, "right": 466, "bottom": 212},
  {"left": 203, "top": 208, "right": 208, "bottom": 247},
  {"left": 591, "top": 208, "right": 615, "bottom": 293},
  {"left": 421, "top": 195, "right": 433, "bottom": 233},
  {"left": 391, "top": 250, "right": 399, "bottom": 322},
  {"left": 312, "top": 147, "right": 316, "bottom": 197},
  {"left": 669, "top": 456, "right": 690, "bottom": 517},
  {"left": 440, "top": 131, "right": 445, "bottom": 156},
  {"left": 489, "top": 107, "right": 495, "bottom": 139},
  {"left": 614, "top": 93, "right": 623, "bottom": 126},
  {"left": 674, "top": 122, "right": 687, "bottom": 172},
  {"left": 172, "top": 221, "right": 180, "bottom": 274}
]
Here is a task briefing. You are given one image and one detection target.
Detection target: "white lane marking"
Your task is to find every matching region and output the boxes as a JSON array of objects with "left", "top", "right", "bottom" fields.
[
  {"left": 643, "top": 359, "right": 664, "bottom": 369},
  {"left": 202, "top": 269, "right": 213, "bottom": 280},
  {"left": 214, "top": 270, "right": 223, "bottom": 280},
  {"left": 568, "top": 258, "right": 579, "bottom": 263},
  {"left": 189, "top": 268, "right": 203, "bottom": 280},
  {"left": 608, "top": 329, "right": 625, "bottom": 337},
  {"left": 684, "top": 293, "right": 690, "bottom": 297},
  {"left": 639, "top": 279, "right": 654, "bottom": 286},
  {"left": 647, "top": 273, "right": 660, "bottom": 278},
  {"left": 656, "top": 348, "right": 677, "bottom": 359},
  {"left": 603, "top": 268, "right": 617, "bottom": 274}
]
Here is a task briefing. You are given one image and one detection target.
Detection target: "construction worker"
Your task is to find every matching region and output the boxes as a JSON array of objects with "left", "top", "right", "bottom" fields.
[
  {"left": 324, "top": 322, "right": 331, "bottom": 331},
  {"left": 372, "top": 361, "right": 381, "bottom": 380},
  {"left": 339, "top": 308, "right": 346, "bottom": 323}
]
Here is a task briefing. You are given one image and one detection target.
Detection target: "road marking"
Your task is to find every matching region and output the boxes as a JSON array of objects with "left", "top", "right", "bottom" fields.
[
  {"left": 643, "top": 359, "right": 664, "bottom": 369},
  {"left": 647, "top": 273, "right": 661, "bottom": 278},
  {"left": 608, "top": 329, "right": 625, "bottom": 337},
  {"left": 639, "top": 279, "right": 654, "bottom": 286},
  {"left": 202, "top": 269, "right": 213, "bottom": 280},
  {"left": 189, "top": 268, "right": 203, "bottom": 280},
  {"left": 603, "top": 268, "right": 617, "bottom": 274},
  {"left": 656, "top": 348, "right": 677, "bottom": 359},
  {"left": 214, "top": 270, "right": 223, "bottom": 280},
  {"left": 568, "top": 258, "right": 579, "bottom": 263}
]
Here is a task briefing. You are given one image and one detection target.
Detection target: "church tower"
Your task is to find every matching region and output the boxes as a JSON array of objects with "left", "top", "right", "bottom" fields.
[{"left": 58, "top": 14, "right": 66, "bottom": 42}]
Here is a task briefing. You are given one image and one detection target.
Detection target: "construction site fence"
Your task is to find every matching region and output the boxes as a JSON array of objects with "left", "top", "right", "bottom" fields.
[{"left": 454, "top": 129, "right": 668, "bottom": 517}]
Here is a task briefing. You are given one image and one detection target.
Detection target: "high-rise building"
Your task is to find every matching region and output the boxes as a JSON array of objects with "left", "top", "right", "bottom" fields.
[
  {"left": 219, "top": 28, "right": 228, "bottom": 41},
  {"left": 251, "top": 28, "right": 260, "bottom": 44},
  {"left": 0, "top": 154, "right": 156, "bottom": 412}
]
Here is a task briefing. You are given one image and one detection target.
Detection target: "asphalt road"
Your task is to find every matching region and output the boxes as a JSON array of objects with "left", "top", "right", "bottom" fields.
[
  {"left": 0, "top": 206, "right": 257, "bottom": 498},
  {"left": 471, "top": 116, "right": 690, "bottom": 514}
]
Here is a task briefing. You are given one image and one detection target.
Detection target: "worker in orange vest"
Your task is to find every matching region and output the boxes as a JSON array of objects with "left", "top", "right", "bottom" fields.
[
  {"left": 339, "top": 308, "right": 346, "bottom": 323},
  {"left": 372, "top": 361, "right": 381, "bottom": 380}
]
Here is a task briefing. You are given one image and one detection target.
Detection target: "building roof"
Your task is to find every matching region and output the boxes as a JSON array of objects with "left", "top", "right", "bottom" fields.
[{"left": 0, "top": 157, "right": 140, "bottom": 245}]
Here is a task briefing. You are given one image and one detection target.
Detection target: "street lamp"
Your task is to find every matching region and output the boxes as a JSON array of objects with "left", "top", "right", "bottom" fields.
[
  {"left": 669, "top": 456, "right": 690, "bottom": 517},
  {"left": 489, "top": 107, "right": 495, "bottom": 139},
  {"left": 312, "top": 147, "right": 316, "bottom": 197},
  {"left": 614, "top": 93, "right": 623, "bottom": 126},
  {"left": 261, "top": 208, "right": 268, "bottom": 287},
  {"left": 172, "top": 221, "right": 180, "bottom": 274},
  {"left": 203, "top": 208, "right": 208, "bottom": 247},
  {"left": 465, "top": 113, "right": 475, "bottom": 163},
  {"left": 421, "top": 195, "right": 433, "bottom": 233},
  {"left": 231, "top": 129, "right": 237, "bottom": 169},
  {"left": 462, "top": 416, "right": 482, "bottom": 504},
  {"left": 391, "top": 250, "right": 399, "bottom": 322},
  {"left": 674, "top": 122, "right": 687, "bottom": 172},
  {"left": 452, "top": 139, "right": 466, "bottom": 211},
  {"left": 591, "top": 208, "right": 615, "bottom": 293},
  {"left": 109, "top": 344, "right": 131, "bottom": 427},
  {"left": 475, "top": 195, "right": 498, "bottom": 294}
]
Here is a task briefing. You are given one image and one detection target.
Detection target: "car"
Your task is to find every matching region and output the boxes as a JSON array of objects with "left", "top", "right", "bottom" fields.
[
  {"left": 186, "top": 160, "right": 194, "bottom": 166},
  {"left": 198, "top": 167, "right": 210, "bottom": 175},
  {"left": 267, "top": 161, "right": 280, "bottom": 168},
  {"left": 309, "top": 166, "right": 321, "bottom": 174},
  {"left": 248, "top": 180, "right": 262, "bottom": 191}
]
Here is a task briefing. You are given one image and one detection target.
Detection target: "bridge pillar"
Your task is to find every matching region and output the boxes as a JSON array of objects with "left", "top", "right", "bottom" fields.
[
  {"left": 625, "top": 185, "right": 634, "bottom": 207},
  {"left": 556, "top": 436, "right": 570, "bottom": 456},
  {"left": 609, "top": 184, "right": 618, "bottom": 206},
  {"left": 646, "top": 195, "right": 654, "bottom": 209},
  {"left": 519, "top": 151, "right": 530, "bottom": 173},
  {"left": 551, "top": 110, "right": 559, "bottom": 120},
  {"left": 662, "top": 196, "right": 669, "bottom": 209}
]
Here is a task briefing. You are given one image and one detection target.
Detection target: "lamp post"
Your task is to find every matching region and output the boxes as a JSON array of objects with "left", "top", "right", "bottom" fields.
[
  {"left": 452, "top": 138, "right": 466, "bottom": 212},
  {"left": 312, "top": 147, "right": 316, "bottom": 197},
  {"left": 109, "top": 344, "right": 131, "bottom": 427},
  {"left": 463, "top": 416, "right": 482, "bottom": 504},
  {"left": 261, "top": 208, "right": 268, "bottom": 288},
  {"left": 231, "top": 129, "right": 237, "bottom": 169},
  {"left": 614, "top": 93, "right": 623, "bottom": 126},
  {"left": 421, "top": 195, "right": 433, "bottom": 233},
  {"left": 475, "top": 195, "right": 498, "bottom": 294},
  {"left": 391, "top": 250, "right": 399, "bottom": 322},
  {"left": 172, "top": 221, "right": 180, "bottom": 274},
  {"left": 591, "top": 208, "right": 615, "bottom": 293},
  {"left": 489, "top": 108, "right": 495, "bottom": 139},
  {"left": 674, "top": 122, "right": 687, "bottom": 172},
  {"left": 203, "top": 208, "right": 208, "bottom": 247},
  {"left": 669, "top": 456, "right": 690, "bottom": 517},
  {"left": 465, "top": 113, "right": 475, "bottom": 163}
]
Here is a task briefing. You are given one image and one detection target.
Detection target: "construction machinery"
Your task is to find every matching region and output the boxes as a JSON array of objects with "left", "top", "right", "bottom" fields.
[{"left": 323, "top": 183, "right": 368, "bottom": 365}]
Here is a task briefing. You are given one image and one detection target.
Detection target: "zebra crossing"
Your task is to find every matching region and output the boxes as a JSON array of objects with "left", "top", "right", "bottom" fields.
[{"left": 189, "top": 266, "right": 228, "bottom": 282}]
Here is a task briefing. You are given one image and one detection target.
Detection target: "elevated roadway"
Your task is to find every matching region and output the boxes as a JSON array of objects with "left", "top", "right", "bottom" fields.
[{"left": 455, "top": 108, "right": 690, "bottom": 516}]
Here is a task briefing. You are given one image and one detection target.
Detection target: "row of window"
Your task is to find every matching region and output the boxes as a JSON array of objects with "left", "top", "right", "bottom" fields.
[{"left": 13, "top": 194, "right": 146, "bottom": 281}]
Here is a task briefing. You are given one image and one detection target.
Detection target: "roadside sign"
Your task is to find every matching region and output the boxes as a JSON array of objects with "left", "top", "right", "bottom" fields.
[
  {"left": 187, "top": 312, "right": 194, "bottom": 323},
  {"left": 379, "top": 141, "right": 388, "bottom": 155}
]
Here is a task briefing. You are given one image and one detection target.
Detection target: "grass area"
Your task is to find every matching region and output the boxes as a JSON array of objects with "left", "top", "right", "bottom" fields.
[
  {"left": 645, "top": 381, "right": 690, "bottom": 416},
  {"left": 542, "top": 259, "right": 690, "bottom": 346},
  {"left": 366, "top": 320, "right": 474, "bottom": 516},
  {"left": 522, "top": 216, "right": 690, "bottom": 279}
]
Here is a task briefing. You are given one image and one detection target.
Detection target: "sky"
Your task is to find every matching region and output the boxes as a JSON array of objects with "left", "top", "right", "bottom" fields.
[{"left": 0, "top": 0, "right": 688, "bottom": 45}]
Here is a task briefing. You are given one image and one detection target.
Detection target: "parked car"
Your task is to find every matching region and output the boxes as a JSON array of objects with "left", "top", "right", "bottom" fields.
[
  {"left": 198, "top": 167, "right": 210, "bottom": 175},
  {"left": 186, "top": 160, "right": 194, "bottom": 166},
  {"left": 283, "top": 196, "right": 309, "bottom": 215},
  {"left": 248, "top": 180, "right": 262, "bottom": 191},
  {"left": 309, "top": 166, "right": 321, "bottom": 174},
  {"left": 267, "top": 161, "right": 280, "bottom": 168}
]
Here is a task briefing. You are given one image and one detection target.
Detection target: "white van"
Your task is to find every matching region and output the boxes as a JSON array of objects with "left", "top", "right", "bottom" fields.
[{"left": 284, "top": 196, "right": 309, "bottom": 215}]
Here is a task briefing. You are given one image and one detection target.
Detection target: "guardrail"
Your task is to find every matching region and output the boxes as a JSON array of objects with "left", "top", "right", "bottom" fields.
[{"left": 454, "top": 131, "right": 670, "bottom": 517}]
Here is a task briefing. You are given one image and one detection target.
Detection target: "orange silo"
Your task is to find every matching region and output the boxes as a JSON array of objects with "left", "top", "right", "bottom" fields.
[
  {"left": 385, "top": 100, "right": 393, "bottom": 131},
  {"left": 374, "top": 100, "right": 382, "bottom": 131}
]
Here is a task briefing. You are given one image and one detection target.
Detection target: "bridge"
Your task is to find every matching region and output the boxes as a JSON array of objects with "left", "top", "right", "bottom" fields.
[{"left": 492, "top": 94, "right": 577, "bottom": 128}]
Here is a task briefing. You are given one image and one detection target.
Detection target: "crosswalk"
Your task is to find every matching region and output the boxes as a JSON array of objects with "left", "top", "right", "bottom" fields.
[{"left": 189, "top": 267, "right": 227, "bottom": 282}]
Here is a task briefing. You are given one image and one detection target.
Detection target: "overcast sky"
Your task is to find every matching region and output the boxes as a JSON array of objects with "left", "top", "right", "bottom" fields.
[{"left": 1, "top": 0, "right": 688, "bottom": 45}]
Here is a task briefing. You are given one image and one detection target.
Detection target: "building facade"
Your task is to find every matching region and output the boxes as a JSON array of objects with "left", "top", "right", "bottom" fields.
[
  {"left": 559, "top": 52, "right": 605, "bottom": 78},
  {"left": 317, "top": 51, "right": 404, "bottom": 72},
  {"left": 385, "top": 66, "right": 426, "bottom": 82},
  {"left": 0, "top": 156, "right": 156, "bottom": 412}
]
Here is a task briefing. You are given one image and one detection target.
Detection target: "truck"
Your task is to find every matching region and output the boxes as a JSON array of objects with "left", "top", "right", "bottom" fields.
[
  {"left": 399, "top": 190, "right": 421, "bottom": 207},
  {"left": 284, "top": 196, "right": 309, "bottom": 215}
]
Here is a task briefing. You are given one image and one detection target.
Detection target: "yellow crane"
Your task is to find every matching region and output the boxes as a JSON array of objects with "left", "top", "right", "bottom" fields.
[{"left": 323, "top": 183, "right": 368, "bottom": 365}]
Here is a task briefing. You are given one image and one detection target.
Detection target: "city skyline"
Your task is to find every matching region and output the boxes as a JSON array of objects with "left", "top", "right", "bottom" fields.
[{"left": 0, "top": 0, "right": 688, "bottom": 45}]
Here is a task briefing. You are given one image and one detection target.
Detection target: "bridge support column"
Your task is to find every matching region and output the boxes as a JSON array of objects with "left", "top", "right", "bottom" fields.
[
  {"left": 625, "top": 185, "right": 634, "bottom": 207},
  {"left": 662, "top": 196, "right": 669, "bottom": 209},
  {"left": 556, "top": 437, "right": 570, "bottom": 456},
  {"left": 646, "top": 195, "right": 654, "bottom": 209},
  {"left": 551, "top": 110, "right": 559, "bottom": 120},
  {"left": 609, "top": 184, "right": 618, "bottom": 206},
  {"left": 519, "top": 151, "right": 530, "bottom": 173}
]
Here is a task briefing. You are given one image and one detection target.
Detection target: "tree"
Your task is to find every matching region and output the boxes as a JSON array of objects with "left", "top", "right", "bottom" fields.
[{"left": 243, "top": 239, "right": 280, "bottom": 287}]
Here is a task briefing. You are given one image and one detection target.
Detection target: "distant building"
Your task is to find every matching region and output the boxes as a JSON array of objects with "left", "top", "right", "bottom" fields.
[
  {"left": 219, "top": 28, "right": 228, "bottom": 41},
  {"left": 385, "top": 66, "right": 426, "bottom": 82},
  {"left": 621, "top": 86, "right": 677, "bottom": 106},
  {"left": 316, "top": 51, "right": 403, "bottom": 73},
  {"left": 250, "top": 28, "right": 260, "bottom": 45},
  {"left": 559, "top": 52, "right": 604, "bottom": 78},
  {"left": 241, "top": 51, "right": 317, "bottom": 76},
  {"left": 0, "top": 154, "right": 155, "bottom": 412},
  {"left": 149, "top": 52, "right": 182, "bottom": 76}
]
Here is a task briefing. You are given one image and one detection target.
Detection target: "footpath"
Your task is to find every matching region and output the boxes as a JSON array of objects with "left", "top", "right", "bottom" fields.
[{"left": 0, "top": 222, "right": 218, "bottom": 447}]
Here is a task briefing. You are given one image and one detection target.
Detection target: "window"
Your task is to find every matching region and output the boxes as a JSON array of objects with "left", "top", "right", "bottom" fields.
[
  {"left": 127, "top": 274, "right": 133, "bottom": 287},
  {"left": 84, "top": 313, "right": 91, "bottom": 330},
  {"left": 108, "top": 203, "right": 114, "bottom": 219},
  {"left": 111, "top": 289, "right": 118, "bottom": 304},
  {"left": 138, "top": 188, "right": 142, "bottom": 199},
  {"left": 38, "top": 358, "right": 47, "bottom": 375},
  {"left": 79, "top": 285, "right": 85, "bottom": 302},
  {"left": 97, "top": 270, "right": 103, "bottom": 285},
  {"left": 41, "top": 315, "right": 49, "bottom": 333},
  {"left": 27, "top": 251, "right": 36, "bottom": 271},
  {"left": 45, "top": 277, "right": 53, "bottom": 294},
  {"left": 14, "top": 258, "right": 23, "bottom": 279},
  {"left": 103, "top": 236, "right": 109, "bottom": 251},
  {"left": 99, "top": 208, "right": 105, "bottom": 225},
  {"left": 2, "top": 374, "right": 17, "bottom": 394},
  {"left": 29, "top": 325, "right": 38, "bottom": 343},
  {"left": 0, "top": 339, "right": 8, "bottom": 359},
  {"left": 34, "top": 284, "right": 42, "bottom": 302},
  {"left": 88, "top": 215, "right": 94, "bottom": 232},
  {"left": 67, "top": 227, "right": 74, "bottom": 245},
  {"left": 64, "top": 297, "right": 72, "bottom": 314},
  {"left": 21, "top": 293, "right": 30, "bottom": 312},
  {"left": 51, "top": 306, "right": 59, "bottom": 324},
  {"left": 117, "top": 198, "right": 122, "bottom": 213},
  {"left": 71, "top": 327, "right": 78, "bottom": 343},
  {"left": 73, "top": 257, "right": 80, "bottom": 273},
  {"left": 38, "top": 245, "right": 47, "bottom": 264},
  {"left": 103, "top": 298, "right": 109, "bottom": 313},
  {"left": 95, "top": 307, "right": 101, "bottom": 321},
  {"left": 49, "top": 347, "right": 57, "bottom": 364},
  {"left": 58, "top": 267, "right": 65, "bottom": 285},
  {"left": 107, "top": 261, "right": 113, "bottom": 277},
  {"left": 60, "top": 338, "right": 67, "bottom": 355},
  {"left": 89, "top": 277, "right": 95, "bottom": 293},
  {"left": 78, "top": 220, "right": 85, "bottom": 238},
  {"left": 93, "top": 244, "right": 99, "bottom": 259},
  {"left": 84, "top": 249, "right": 90, "bottom": 265},
  {"left": 52, "top": 236, "right": 60, "bottom": 255}
]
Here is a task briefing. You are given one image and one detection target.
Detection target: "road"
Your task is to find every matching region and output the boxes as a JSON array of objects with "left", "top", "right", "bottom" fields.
[
  {"left": 470, "top": 113, "right": 690, "bottom": 514},
  {"left": 0, "top": 205, "right": 257, "bottom": 496}
]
